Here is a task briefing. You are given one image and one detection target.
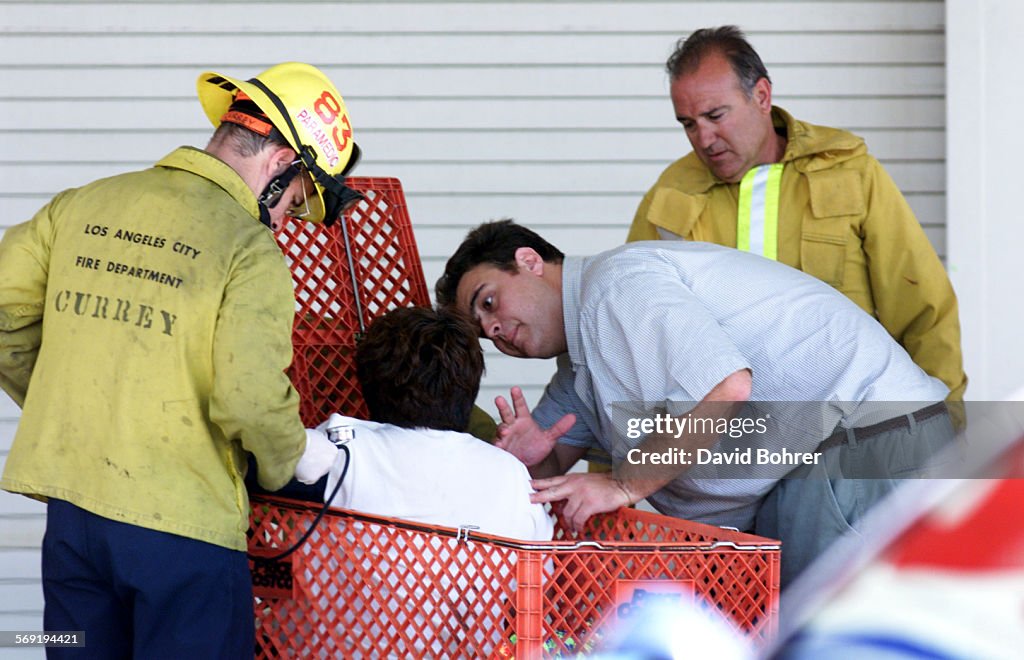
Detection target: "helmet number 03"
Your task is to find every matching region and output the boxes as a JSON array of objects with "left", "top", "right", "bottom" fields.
[{"left": 314, "top": 91, "right": 353, "bottom": 153}]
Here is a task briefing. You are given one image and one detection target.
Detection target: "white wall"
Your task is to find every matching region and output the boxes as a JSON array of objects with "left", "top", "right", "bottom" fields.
[
  {"left": 0, "top": 0, "right": 947, "bottom": 642},
  {"left": 946, "top": 0, "right": 1024, "bottom": 401}
]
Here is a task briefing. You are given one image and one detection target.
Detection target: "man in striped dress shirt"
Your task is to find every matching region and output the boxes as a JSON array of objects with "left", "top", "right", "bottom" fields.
[{"left": 436, "top": 219, "right": 956, "bottom": 586}]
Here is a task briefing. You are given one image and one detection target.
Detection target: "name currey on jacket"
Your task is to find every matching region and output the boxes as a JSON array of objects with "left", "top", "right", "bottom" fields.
[{"left": 52, "top": 289, "right": 178, "bottom": 337}]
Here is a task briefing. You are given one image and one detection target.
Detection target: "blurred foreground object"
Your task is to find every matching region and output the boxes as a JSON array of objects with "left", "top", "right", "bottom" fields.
[
  {"left": 769, "top": 395, "right": 1024, "bottom": 660},
  {"left": 592, "top": 597, "right": 753, "bottom": 660}
]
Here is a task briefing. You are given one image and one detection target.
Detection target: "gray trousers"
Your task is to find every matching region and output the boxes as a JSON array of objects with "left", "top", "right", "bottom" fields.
[{"left": 754, "top": 409, "right": 956, "bottom": 588}]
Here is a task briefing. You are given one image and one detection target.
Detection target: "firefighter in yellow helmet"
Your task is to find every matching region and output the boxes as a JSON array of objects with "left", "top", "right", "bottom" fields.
[
  {"left": 198, "top": 62, "right": 363, "bottom": 230},
  {"left": 0, "top": 62, "right": 355, "bottom": 657}
]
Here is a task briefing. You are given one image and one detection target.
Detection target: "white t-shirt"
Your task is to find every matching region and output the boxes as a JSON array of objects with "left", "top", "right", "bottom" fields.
[
  {"left": 319, "top": 414, "right": 553, "bottom": 541},
  {"left": 304, "top": 414, "right": 552, "bottom": 657}
]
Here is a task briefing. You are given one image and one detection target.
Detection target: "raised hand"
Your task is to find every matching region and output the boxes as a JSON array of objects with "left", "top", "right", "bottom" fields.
[{"left": 493, "top": 386, "right": 575, "bottom": 467}]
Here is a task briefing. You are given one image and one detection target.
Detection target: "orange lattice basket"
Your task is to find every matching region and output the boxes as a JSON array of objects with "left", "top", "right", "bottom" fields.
[
  {"left": 253, "top": 177, "right": 780, "bottom": 657},
  {"left": 249, "top": 497, "right": 779, "bottom": 658}
]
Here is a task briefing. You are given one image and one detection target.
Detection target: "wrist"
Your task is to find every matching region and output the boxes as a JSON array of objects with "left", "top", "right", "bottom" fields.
[{"left": 611, "top": 476, "right": 640, "bottom": 508}]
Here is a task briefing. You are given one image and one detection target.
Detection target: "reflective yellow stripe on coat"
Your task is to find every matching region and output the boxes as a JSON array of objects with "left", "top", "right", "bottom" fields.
[{"left": 737, "top": 163, "right": 784, "bottom": 260}]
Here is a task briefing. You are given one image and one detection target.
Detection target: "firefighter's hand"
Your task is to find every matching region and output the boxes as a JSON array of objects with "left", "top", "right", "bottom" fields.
[
  {"left": 294, "top": 428, "right": 339, "bottom": 484},
  {"left": 530, "top": 473, "right": 635, "bottom": 532},
  {"left": 494, "top": 386, "right": 575, "bottom": 467}
]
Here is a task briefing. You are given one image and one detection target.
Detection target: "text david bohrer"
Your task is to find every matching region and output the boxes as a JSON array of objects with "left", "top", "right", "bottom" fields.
[{"left": 703, "top": 447, "right": 820, "bottom": 466}]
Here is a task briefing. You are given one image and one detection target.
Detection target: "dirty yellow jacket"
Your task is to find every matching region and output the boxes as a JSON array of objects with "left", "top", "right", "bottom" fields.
[
  {"left": 628, "top": 107, "right": 967, "bottom": 405},
  {"left": 0, "top": 147, "right": 306, "bottom": 550}
]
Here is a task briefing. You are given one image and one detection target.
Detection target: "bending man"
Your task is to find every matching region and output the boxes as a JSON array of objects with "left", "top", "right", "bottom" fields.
[{"left": 437, "top": 219, "right": 956, "bottom": 586}]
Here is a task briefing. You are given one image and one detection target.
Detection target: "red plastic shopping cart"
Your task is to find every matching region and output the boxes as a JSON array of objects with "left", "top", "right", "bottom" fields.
[{"left": 249, "top": 177, "right": 780, "bottom": 657}]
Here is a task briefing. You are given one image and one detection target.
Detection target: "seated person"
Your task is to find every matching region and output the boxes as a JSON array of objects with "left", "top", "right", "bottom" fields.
[
  {"left": 281, "top": 305, "right": 553, "bottom": 541},
  {"left": 291, "top": 307, "right": 552, "bottom": 657}
]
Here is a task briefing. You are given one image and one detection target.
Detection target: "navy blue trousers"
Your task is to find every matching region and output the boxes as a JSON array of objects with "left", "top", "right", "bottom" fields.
[{"left": 42, "top": 499, "right": 254, "bottom": 659}]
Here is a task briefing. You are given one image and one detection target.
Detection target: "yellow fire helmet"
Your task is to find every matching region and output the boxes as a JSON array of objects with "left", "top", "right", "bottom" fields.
[{"left": 197, "top": 62, "right": 362, "bottom": 225}]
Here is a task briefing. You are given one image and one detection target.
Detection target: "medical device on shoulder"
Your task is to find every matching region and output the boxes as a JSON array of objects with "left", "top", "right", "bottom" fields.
[
  {"left": 325, "top": 413, "right": 355, "bottom": 447},
  {"left": 250, "top": 415, "right": 353, "bottom": 561}
]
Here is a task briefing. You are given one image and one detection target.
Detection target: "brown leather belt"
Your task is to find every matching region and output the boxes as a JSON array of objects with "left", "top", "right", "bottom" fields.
[{"left": 818, "top": 402, "right": 948, "bottom": 453}]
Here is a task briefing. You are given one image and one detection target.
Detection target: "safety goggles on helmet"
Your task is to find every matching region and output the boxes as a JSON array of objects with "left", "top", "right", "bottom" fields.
[
  {"left": 293, "top": 143, "right": 363, "bottom": 220},
  {"left": 257, "top": 159, "right": 362, "bottom": 223}
]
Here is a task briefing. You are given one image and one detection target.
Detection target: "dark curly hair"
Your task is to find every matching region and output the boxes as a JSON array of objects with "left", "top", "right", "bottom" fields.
[
  {"left": 435, "top": 219, "right": 564, "bottom": 308},
  {"left": 355, "top": 306, "right": 484, "bottom": 432}
]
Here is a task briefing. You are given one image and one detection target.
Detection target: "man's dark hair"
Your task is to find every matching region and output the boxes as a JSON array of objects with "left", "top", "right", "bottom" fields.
[
  {"left": 665, "top": 25, "right": 771, "bottom": 98},
  {"left": 435, "top": 219, "right": 565, "bottom": 307},
  {"left": 355, "top": 306, "right": 484, "bottom": 432}
]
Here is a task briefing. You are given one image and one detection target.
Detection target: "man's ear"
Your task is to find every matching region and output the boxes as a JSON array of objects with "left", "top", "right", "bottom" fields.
[
  {"left": 514, "top": 247, "right": 544, "bottom": 276},
  {"left": 253, "top": 144, "right": 297, "bottom": 194},
  {"left": 753, "top": 77, "right": 773, "bottom": 114},
  {"left": 263, "top": 144, "right": 297, "bottom": 179}
]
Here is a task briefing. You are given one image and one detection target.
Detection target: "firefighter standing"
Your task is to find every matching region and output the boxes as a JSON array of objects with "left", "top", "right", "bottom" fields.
[{"left": 0, "top": 63, "right": 356, "bottom": 657}]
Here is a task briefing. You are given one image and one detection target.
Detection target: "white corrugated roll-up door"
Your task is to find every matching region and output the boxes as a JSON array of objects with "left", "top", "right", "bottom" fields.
[{"left": 0, "top": 1, "right": 944, "bottom": 638}]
